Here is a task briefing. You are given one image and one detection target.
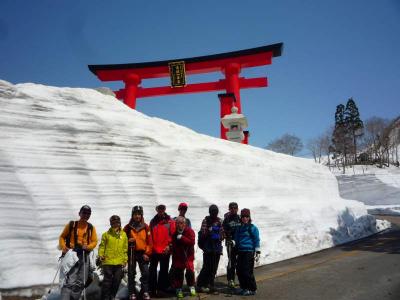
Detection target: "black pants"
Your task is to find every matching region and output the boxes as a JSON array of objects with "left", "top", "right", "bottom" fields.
[
  {"left": 226, "top": 245, "right": 238, "bottom": 282},
  {"left": 149, "top": 253, "right": 171, "bottom": 292},
  {"left": 237, "top": 251, "right": 257, "bottom": 292},
  {"left": 128, "top": 250, "right": 150, "bottom": 296},
  {"left": 196, "top": 252, "right": 221, "bottom": 288},
  {"left": 101, "top": 265, "right": 124, "bottom": 300}
]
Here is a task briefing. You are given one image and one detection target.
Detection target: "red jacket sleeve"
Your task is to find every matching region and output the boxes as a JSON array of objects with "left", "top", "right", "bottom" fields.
[{"left": 180, "top": 228, "right": 195, "bottom": 246}]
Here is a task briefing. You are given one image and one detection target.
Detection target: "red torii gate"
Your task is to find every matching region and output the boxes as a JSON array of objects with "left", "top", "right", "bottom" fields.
[{"left": 88, "top": 43, "right": 283, "bottom": 144}]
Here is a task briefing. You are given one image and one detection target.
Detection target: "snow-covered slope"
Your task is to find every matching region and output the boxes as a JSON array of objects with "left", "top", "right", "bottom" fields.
[{"left": 0, "top": 80, "right": 387, "bottom": 289}]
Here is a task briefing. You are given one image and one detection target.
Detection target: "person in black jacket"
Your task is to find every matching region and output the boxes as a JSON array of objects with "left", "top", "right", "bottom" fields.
[
  {"left": 222, "top": 202, "right": 241, "bottom": 288},
  {"left": 196, "top": 204, "right": 224, "bottom": 293}
]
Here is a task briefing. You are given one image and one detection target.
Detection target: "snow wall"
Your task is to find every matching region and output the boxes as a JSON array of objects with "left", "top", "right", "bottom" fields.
[{"left": 0, "top": 80, "right": 388, "bottom": 289}]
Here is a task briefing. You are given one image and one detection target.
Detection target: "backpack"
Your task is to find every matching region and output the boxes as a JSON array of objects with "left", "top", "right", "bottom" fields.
[
  {"left": 65, "top": 220, "right": 93, "bottom": 249},
  {"left": 197, "top": 216, "right": 221, "bottom": 250}
]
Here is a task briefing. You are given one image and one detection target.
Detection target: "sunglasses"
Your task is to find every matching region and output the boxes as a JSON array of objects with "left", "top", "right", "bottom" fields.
[{"left": 241, "top": 215, "right": 250, "bottom": 218}]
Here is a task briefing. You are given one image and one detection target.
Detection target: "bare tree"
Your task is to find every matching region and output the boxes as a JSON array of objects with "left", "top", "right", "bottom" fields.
[
  {"left": 362, "top": 116, "right": 389, "bottom": 165},
  {"left": 266, "top": 133, "right": 303, "bottom": 156},
  {"left": 320, "top": 128, "right": 333, "bottom": 157},
  {"left": 306, "top": 128, "right": 333, "bottom": 165},
  {"left": 306, "top": 137, "right": 319, "bottom": 162}
]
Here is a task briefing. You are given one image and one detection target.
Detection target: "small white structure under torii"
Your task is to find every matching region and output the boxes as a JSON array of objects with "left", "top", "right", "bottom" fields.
[{"left": 221, "top": 106, "right": 248, "bottom": 143}]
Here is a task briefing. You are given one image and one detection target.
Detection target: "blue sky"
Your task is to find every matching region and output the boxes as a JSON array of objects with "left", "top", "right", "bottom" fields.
[{"left": 1, "top": 1, "right": 399, "bottom": 152}]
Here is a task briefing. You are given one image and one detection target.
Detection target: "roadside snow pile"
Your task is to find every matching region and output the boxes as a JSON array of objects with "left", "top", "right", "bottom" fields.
[{"left": 0, "top": 80, "right": 389, "bottom": 289}]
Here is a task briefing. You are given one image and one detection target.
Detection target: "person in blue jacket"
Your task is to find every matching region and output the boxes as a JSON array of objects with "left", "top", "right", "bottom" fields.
[{"left": 233, "top": 208, "right": 260, "bottom": 296}]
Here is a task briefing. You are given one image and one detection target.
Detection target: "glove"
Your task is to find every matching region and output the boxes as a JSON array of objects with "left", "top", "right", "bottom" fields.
[
  {"left": 255, "top": 250, "right": 261, "bottom": 262},
  {"left": 122, "top": 264, "right": 128, "bottom": 273},
  {"left": 226, "top": 240, "right": 235, "bottom": 247},
  {"left": 177, "top": 234, "right": 182, "bottom": 240}
]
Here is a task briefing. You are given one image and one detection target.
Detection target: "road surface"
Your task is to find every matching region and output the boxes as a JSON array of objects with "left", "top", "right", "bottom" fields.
[{"left": 179, "top": 215, "right": 400, "bottom": 300}]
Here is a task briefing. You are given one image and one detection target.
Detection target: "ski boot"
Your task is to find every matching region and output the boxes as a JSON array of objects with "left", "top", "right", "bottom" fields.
[
  {"left": 142, "top": 292, "right": 151, "bottom": 300},
  {"left": 176, "top": 288, "right": 184, "bottom": 298},
  {"left": 129, "top": 294, "right": 137, "bottom": 300},
  {"left": 228, "top": 280, "right": 236, "bottom": 288},
  {"left": 189, "top": 286, "right": 197, "bottom": 297}
]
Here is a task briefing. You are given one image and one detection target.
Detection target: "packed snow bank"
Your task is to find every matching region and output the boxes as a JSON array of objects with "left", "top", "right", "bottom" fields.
[{"left": 0, "top": 80, "right": 388, "bottom": 289}]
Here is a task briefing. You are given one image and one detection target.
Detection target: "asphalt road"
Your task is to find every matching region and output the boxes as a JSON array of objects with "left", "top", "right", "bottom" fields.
[{"left": 185, "top": 215, "right": 400, "bottom": 300}]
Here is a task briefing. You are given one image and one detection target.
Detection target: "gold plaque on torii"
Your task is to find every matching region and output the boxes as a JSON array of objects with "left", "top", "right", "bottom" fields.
[{"left": 168, "top": 61, "right": 186, "bottom": 88}]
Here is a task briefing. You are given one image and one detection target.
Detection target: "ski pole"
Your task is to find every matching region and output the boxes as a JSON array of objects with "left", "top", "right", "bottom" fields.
[
  {"left": 48, "top": 257, "right": 62, "bottom": 294},
  {"left": 83, "top": 251, "right": 87, "bottom": 300},
  {"left": 227, "top": 242, "right": 231, "bottom": 271},
  {"left": 128, "top": 242, "right": 135, "bottom": 298},
  {"left": 129, "top": 245, "right": 133, "bottom": 297}
]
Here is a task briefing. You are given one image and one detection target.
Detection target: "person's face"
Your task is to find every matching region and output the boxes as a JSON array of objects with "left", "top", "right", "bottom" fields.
[
  {"left": 210, "top": 209, "right": 218, "bottom": 217},
  {"left": 229, "top": 206, "right": 238, "bottom": 215},
  {"left": 79, "top": 210, "right": 91, "bottom": 221},
  {"left": 111, "top": 218, "right": 121, "bottom": 229},
  {"left": 241, "top": 215, "right": 250, "bottom": 224},
  {"left": 178, "top": 207, "right": 187, "bottom": 216},
  {"left": 176, "top": 219, "right": 186, "bottom": 231},
  {"left": 157, "top": 208, "right": 166, "bottom": 216},
  {"left": 133, "top": 212, "right": 142, "bottom": 222}
]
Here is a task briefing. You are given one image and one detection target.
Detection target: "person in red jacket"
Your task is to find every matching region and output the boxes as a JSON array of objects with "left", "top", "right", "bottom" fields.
[
  {"left": 149, "top": 204, "right": 176, "bottom": 296},
  {"left": 171, "top": 216, "right": 196, "bottom": 298}
]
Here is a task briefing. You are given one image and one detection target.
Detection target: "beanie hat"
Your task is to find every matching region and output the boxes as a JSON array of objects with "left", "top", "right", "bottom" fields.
[
  {"left": 178, "top": 202, "right": 188, "bottom": 210},
  {"left": 79, "top": 205, "right": 91, "bottom": 213},
  {"left": 156, "top": 204, "right": 166, "bottom": 211},
  {"left": 132, "top": 205, "right": 143, "bottom": 215},
  {"left": 240, "top": 208, "right": 251, "bottom": 217},
  {"left": 109, "top": 215, "right": 121, "bottom": 224},
  {"left": 229, "top": 202, "right": 238, "bottom": 209},
  {"left": 209, "top": 204, "right": 219, "bottom": 215}
]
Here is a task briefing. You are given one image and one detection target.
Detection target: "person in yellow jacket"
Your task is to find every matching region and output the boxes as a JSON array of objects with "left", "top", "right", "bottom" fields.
[
  {"left": 98, "top": 215, "right": 128, "bottom": 300},
  {"left": 59, "top": 205, "right": 98, "bottom": 300}
]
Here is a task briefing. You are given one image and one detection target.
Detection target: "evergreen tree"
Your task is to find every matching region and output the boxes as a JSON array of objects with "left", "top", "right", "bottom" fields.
[
  {"left": 344, "top": 98, "right": 364, "bottom": 163},
  {"left": 332, "top": 104, "right": 351, "bottom": 172}
]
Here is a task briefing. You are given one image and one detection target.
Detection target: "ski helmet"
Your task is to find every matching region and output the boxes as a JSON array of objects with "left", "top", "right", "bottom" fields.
[
  {"left": 132, "top": 205, "right": 143, "bottom": 215},
  {"left": 79, "top": 205, "right": 91, "bottom": 214},
  {"left": 109, "top": 215, "right": 121, "bottom": 224}
]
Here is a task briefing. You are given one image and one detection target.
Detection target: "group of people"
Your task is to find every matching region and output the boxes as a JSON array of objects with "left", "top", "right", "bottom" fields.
[{"left": 58, "top": 202, "right": 260, "bottom": 300}]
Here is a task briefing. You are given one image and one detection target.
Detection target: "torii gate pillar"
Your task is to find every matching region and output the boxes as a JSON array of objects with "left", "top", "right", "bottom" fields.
[{"left": 123, "top": 74, "right": 141, "bottom": 109}]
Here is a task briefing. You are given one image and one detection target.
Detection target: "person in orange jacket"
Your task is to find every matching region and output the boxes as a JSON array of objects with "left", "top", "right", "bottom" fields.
[
  {"left": 59, "top": 205, "right": 98, "bottom": 300},
  {"left": 148, "top": 204, "right": 176, "bottom": 296},
  {"left": 123, "top": 206, "right": 153, "bottom": 300}
]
